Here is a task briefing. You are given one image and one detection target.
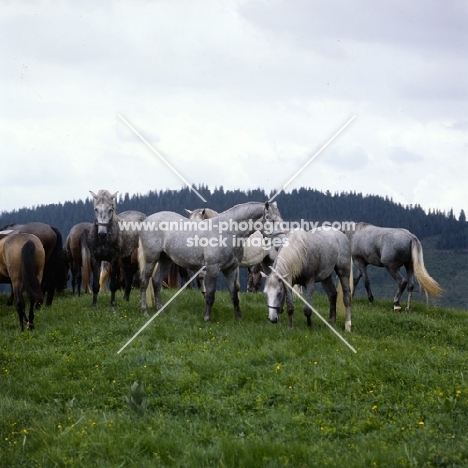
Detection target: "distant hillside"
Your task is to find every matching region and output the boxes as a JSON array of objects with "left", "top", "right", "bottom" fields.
[{"left": 1, "top": 186, "right": 467, "bottom": 309}]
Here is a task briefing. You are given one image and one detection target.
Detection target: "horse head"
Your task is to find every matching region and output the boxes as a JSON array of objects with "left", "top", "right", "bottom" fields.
[
  {"left": 262, "top": 201, "right": 284, "bottom": 237},
  {"left": 247, "top": 264, "right": 263, "bottom": 293},
  {"left": 90, "top": 190, "right": 118, "bottom": 237},
  {"left": 185, "top": 207, "right": 219, "bottom": 220},
  {"left": 263, "top": 269, "right": 288, "bottom": 323}
]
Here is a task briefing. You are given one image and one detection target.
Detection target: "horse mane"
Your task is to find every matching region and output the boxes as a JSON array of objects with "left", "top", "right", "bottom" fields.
[
  {"left": 214, "top": 201, "right": 274, "bottom": 223},
  {"left": 274, "top": 229, "right": 309, "bottom": 279}
]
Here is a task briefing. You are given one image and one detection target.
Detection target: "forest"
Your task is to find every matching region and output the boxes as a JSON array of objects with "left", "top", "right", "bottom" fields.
[{"left": 1, "top": 186, "right": 467, "bottom": 251}]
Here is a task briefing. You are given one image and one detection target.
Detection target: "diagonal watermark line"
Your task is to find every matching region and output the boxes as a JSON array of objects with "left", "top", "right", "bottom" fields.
[
  {"left": 119, "top": 114, "right": 207, "bottom": 203},
  {"left": 270, "top": 266, "right": 357, "bottom": 354},
  {"left": 268, "top": 115, "right": 356, "bottom": 203},
  {"left": 117, "top": 266, "right": 206, "bottom": 354}
]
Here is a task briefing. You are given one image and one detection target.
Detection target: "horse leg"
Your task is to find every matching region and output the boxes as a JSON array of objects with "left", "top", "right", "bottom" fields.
[
  {"left": 13, "top": 286, "right": 26, "bottom": 331},
  {"left": 354, "top": 258, "right": 373, "bottom": 303},
  {"left": 91, "top": 258, "right": 101, "bottom": 306},
  {"left": 152, "top": 257, "right": 172, "bottom": 309},
  {"left": 321, "top": 276, "right": 337, "bottom": 326},
  {"left": 27, "top": 296, "right": 35, "bottom": 330},
  {"left": 178, "top": 266, "right": 193, "bottom": 289},
  {"left": 7, "top": 286, "right": 14, "bottom": 306},
  {"left": 203, "top": 265, "right": 220, "bottom": 322},
  {"left": 336, "top": 270, "right": 352, "bottom": 332},
  {"left": 302, "top": 280, "right": 316, "bottom": 327},
  {"left": 76, "top": 262, "right": 82, "bottom": 297},
  {"left": 285, "top": 287, "right": 295, "bottom": 328},
  {"left": 197, "top": 271, "right": 206, "bottom": 295},
  {"left": 404, "top": 263, "right": 415, "bottom": 312},
  {"left": 109, "top": 259, "right": 121, "bottom": 307},
  {"left": 139, "top": 256, "right": 158, "bottom": 314},
  {"left": 385, "top": 265, "right": 407, "bottom": 311},
  {"left": 42, "top": 261, "right": 55, "bottom": 307},
  {"left": 223, "top": 266, "right": 242, "bottom": 320},
  {"left": 121, "top": 256, "right": 135, "bottom": 301}
]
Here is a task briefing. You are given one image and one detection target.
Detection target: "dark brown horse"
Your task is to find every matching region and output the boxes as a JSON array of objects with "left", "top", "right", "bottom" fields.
[
  {"left": 0, "top": 222, "right": 68, "bottom": 306},
  {"left": 64, "top": 222, "right": 93, "bottom": 296},
  {"left": 83, "top": 190, "right": 146, "bottom": 307},
  {"left": 0, "top": 233, "right": 45, "bottom": 330}
]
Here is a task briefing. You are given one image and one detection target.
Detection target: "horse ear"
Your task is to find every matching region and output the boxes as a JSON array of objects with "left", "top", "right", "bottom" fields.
[
  {"left": 89, "top": 191, "right": 98, "bottom": 199},
  {"left": 185, "top": 209, "right": 193, "bottom": 215},
  {"left": 260, "top": 271, "right": 268, "bottom": 278},
  {"left": 111, "top": 191, "right": 119, "bottom": 199},
  {"left": 201, "top": 209, "right": 206, "bottom": 216}
]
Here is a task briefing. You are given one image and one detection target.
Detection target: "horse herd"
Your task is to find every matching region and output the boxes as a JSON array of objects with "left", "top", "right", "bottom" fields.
[{"left": 0, "top": 189, "right": 443, "bottom": 331}]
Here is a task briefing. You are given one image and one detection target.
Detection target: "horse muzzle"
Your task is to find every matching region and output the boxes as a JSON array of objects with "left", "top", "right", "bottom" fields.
[{"left": 97, "top": 225, "right": 108, "bottom": 236}]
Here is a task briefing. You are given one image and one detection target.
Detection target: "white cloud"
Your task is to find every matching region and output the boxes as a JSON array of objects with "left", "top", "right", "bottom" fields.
[{"left": 0, "top": 0, "right": 467, "bottom": 217}]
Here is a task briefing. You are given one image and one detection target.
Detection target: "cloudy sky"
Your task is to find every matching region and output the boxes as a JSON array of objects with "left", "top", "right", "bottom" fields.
[{"left": 1, "top": 0, "right": 467, "bottom": 217}]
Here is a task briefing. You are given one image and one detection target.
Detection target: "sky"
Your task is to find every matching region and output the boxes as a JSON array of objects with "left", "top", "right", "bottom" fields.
[{"left": 1, "top": 0, "right": 467, "bottom": 217}]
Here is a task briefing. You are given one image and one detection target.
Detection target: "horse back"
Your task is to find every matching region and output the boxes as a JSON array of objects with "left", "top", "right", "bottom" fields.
[
  {"left": 116, "top": 211, "right": 146, "bottom": 258},
  {"left": 306, "top": 229, "right": 349, "bottom": 279},
  {"left": 353, "top": 225, "right": 413, "bottom": 267},
  {"left": 17, "top": 222, "right": 56, "bottom": 262},
  {"left": 65, "top": 222, "right": 93, "bottom": 261},
  {"left": 2, "top": 233, "right": 45, "bottom": 283}
]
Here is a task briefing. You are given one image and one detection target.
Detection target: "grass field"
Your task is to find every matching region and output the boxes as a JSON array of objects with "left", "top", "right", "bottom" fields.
[{"left": 1, "top": 286, "right": 468, "bottom": 467}]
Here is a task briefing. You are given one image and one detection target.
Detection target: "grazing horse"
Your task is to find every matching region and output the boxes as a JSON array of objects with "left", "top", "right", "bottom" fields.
[
  {"left": 263, "top": 228, "right": 352, "bottom": 331},
  {"left": 64, "top": 222, "right": 93, "bottom": 296},
  {"left": 83, "top": 190, "right": 146, "bottom": 307},
  {"left": 247, "top": 264, "right": 264, "bottom": 292},
  {"left": 0, "top": 222, "right": 68, "bottom": 306},
  {"left": 343, "top": 222, "right": 443, "bottom": 311},
  {"left": 139, "top": 201, "right": 284, "bottom": 322},
  {"left": 0, "top": 233, "right": 45, "bottom": 330}
]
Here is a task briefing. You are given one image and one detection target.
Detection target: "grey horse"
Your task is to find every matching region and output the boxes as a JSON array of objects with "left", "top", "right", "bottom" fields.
[
  {"left": 138, "top": 201, "right": 283, "bottom": 322},
  {"left": 343, "top": 222, "right": 443, "bottom": 311},
  {"left": 263, "top": 228, "right": 352, "bottom": 331}
]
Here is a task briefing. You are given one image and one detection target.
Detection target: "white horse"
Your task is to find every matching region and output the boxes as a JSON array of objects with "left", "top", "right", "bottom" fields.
[
  {"left": 343, "top": 223, "right": 443, "bottom": 311},
  {"left": 186, "top": 208, "right": 273, "bottom": 267},
  {"left": 263, "top": 228, "right": 352, "bottom": 331},
  {"left": 139, "top": 202, "right": 284, "bottom": 322}
]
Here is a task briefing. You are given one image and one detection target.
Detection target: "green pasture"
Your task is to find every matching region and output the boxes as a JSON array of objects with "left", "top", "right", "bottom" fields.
[{"left": 1, "top": 287, "right": 467, "bottom": 467}]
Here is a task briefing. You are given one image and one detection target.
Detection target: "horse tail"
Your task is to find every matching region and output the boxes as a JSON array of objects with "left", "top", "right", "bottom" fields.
[
  {"left": 138, "top": 238, "right": 146, "bottom": 277},
  {"left": 99, "top": 262, "right": 110, "bottom": 291},
  {"left": 411, "top": 237, "right": 444, "bottom": 299},
  {"left": 167, "top": 263, "right": 179, "bottom": 289},
  {"left": 81, "top": 230, "right": 91, "bottom": 294},
  {"left": 337, "top": 259, "right": 353, "bottom": 317},
  {"left": 21, "top": 240, "right": 44, "bottom": 304}
]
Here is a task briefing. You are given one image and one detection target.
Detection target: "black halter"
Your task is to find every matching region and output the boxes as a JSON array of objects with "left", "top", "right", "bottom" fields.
[{"left": 267, "top": 304, "right": 282, "bottom": 311}]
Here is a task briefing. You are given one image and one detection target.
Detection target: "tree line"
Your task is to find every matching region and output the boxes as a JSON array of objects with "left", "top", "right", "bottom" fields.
[{"left": 1, "top": 186, "right": 467, "bottom": 250}]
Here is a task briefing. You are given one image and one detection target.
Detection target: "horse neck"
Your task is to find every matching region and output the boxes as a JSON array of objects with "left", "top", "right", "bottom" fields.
[
  {"left": 214, "top": 202, "right": 265, "bottom": 237},
  {"left": 274, "top": 230, "right": 308, "bottom": 279}
]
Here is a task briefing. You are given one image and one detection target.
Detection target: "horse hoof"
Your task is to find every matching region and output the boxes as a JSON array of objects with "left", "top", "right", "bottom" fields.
[
  {"left": 204, "top": 315, "right": 210, "bottom": 322},
  {"left": 26, "top": 322, "right": 34, "bottom": 330},
  {"left": 394, "top": 305, "right": 402, "bottom": 312},
  {"left": 345, "top": 321, "right": 352, "bottom": 332}
]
